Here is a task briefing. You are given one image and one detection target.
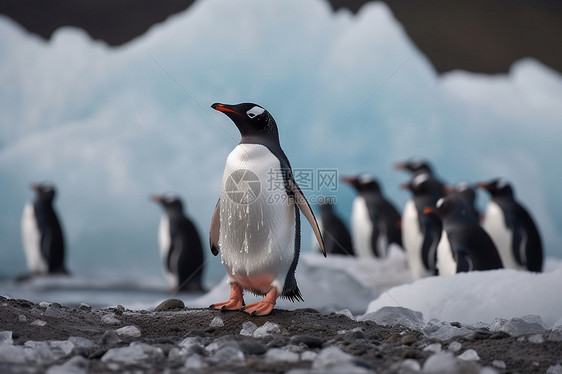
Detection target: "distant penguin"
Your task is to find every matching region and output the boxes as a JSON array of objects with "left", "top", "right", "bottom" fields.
[
  {"left": 478, "top": 179, "right": 543, "bottom": 272},
  {"left": 444, "top": 182, "right": 480, "bottom": 221},
  {"left": 400, "top": 174, "right": 443, "bottom": 279},
  {"left": 209, "top": 102, "right": 324, "bottom": 316},
  {"left": 428, "top": 195, "right": 503, "bottom": 274},
  {"left": 342, "top": 174, "right": 402, "bottom": 258},
  {"left": 395, "top": 158, "right": 445, "bottom": 203},
  {"left": 316, "top": 201, "right": 354, "bottom": 256},
  {"left": 21, "top": 183, "right": 68, "bottom": 276},
  {"left": 151, "top": 194, "right": 205, "bottom": 292}
]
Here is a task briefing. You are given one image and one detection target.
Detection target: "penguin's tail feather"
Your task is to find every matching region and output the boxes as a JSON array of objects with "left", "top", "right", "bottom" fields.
[{"left": 282, "top": 286, "right": 304, "bottom": 302}]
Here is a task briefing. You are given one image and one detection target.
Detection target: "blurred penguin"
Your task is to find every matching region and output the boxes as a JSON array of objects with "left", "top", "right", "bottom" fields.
[
  {"left": 21, "top": 183, "right": 68, "bottom": 277},
  {"left": 395, "top": 158, "right": 445, "bottom": 202},
  {"left": 444, "top": 182, "right": 480, "bottom": 222},
  {"left": 428, "top": 195, "right": 503, "bottom": 274},
  {"left": 151, "top": 194, "right": 205, "bottom": 292},
  {"left": 401, "top": 175, "right": 442, "bottom": 278},
  {"left": 342, "top": 174, "right": 402, "bottom": 259},
  {"left": 314, "top": 200, "right": 354, "bottom": 256},
  {"left": 478, "top": 179, "right": 543, "bottom": 272}
]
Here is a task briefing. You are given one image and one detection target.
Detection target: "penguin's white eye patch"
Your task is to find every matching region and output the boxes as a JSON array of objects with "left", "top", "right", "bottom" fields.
[
  {"left": 246, "top": 106, "right": 265, "bottom": 118},
  {"left": 436, "top": 197, "right": 445, "bottom": 209},
  {"left": 497, "top": 179, "right": 508, "bottom": 189}
]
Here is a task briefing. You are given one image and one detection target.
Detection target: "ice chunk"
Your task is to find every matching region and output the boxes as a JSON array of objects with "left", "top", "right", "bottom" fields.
[
  {"left": 490, "top": 316, "right": 545, "bottom": 337},
  {"left": 253, "top": 322, "right": 280, "bottom": 338},
  {"left": 547, "top": 364, "right": 562, "bottom": 374},
  {"left": 447, "top": 341, "right": 462, "bottom": 353},
  {"left": 18, "top": 315, "right": 27, "bottom": 322},
  {"left": 312, "top": 346, "right": 353, "bottom": 369},
  {"left": 359, "top": 306, "right": 424, "bottom": 330},
  {"left": 97, "top": 330, "right": 120, "bottom": 345},
  {"left": 39, "top": 302, "right": 51, "bottom": 309},
  {"left": 31, "top": 319, "right": 47, "bottom": 326},
  {"left": 423, "top": 320, "right": 475, "bottom": 340},
  {"left": 422, "top": 352, "right": 457, "bottom": 373},
  {"left": 0, "top": 331, "right": 13, "bottom": 345},
  {"left": 457, "top": 349, "right": 479, "bottom": 361},
  {"left": 68, "top": 337, "right": 96, "bottom": 349},
  {"left": 240, "top": 321, "right": 257, "bottom": 336},
  {"left": 265, "top": 348, "right": 300, "bottom": 363},
  {"left": 101, "top": 313, "right": 121, "bottom": 325},
  {"left": 44, "top": 306, "right": 63, "bottom": 318},
  {"left": 492, "top": 360, "right": 506, "bottom": 369},
  {"left": 0, "top": 344, "right": 27, "bottom": 364},
  {"left": 45, "top": 355, "right": 89, "bottom": 374},
  {"left": 185, "top": 354, "right": 207, "bottom": 369},
  {"left": 115, "top": 325, "right": 141, "bottom": 338},
  {"left": 400, "top": 359, "right": 421, "bottom": 371},
  {"left": 423, "top": 343, "right": 441, "bottom": 354},
  {"left": 210, "top": 346, "right": 245, "bottom": 365},
  {"left": 101, "top": 342, "right": 164, "bottom": 364},
  {"left": 549, "top": 325, "right": 562, "bottom": 342},
  {"left": 528, "top": 334, "right": 544, "bottom": 344},
  {"left": 301, "top": 351, "right": 318, "bottom": 361},
  {"left": 49, "top": 341, "right": 75, "bottom": 356},
  {"left": 335, "top": 309, "right": 355, "bottom": 320},
  {"left": 209, "top": 316, "right": 224, "bottom": 328}
]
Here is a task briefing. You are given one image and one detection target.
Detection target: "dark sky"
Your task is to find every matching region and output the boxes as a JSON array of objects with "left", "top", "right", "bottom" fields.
[{"left": 1, "top": 0, "right": 561, "bottom": 74}]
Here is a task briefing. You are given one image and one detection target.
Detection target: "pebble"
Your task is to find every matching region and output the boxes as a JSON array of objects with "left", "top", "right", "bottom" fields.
[
  {"left": 400, "top": 334, "right": 417, "bottom": 345},
  {"left": 448, "top": 341, "right": 462, "bottom": 352},
  {"left": 209, "top": 316, "right": 224, "bottom": 328},
  {"left": 44, "top": 306, "right": 63, "bottom": 318},
  {"left": 528, "top": 334, "right": 544, "bottom": 344},
  {"left": 301, "top": 351, "right": 318, "bottom": 361},
  {"left": 101, "top": 313, "right": 121, "bottom": 325},
  {"left": 98, "top": 330, "right": 121, "bottom": 345},
  {"left": 457, "top": 348, "right": 480, "bottom": 361},
  {"left": 423, "top": 343, "right": 441, "bottom": 353},
  {"left": 265, "top": 348, "right": 300, "bottom": 363},
  {"left": 154, "top": 299, "right": 184, "bottom": 311},
  {"left": 239, "top": 340, "right": 267, "bottom": 355},
  {"left": 290, "top": 335, "right": 325, "bottom": 348},
  {"left": 185, "top": 354, "right": 207, "bottom": 369},
  {"left": 18, "top": 315, "right": 27, "bottom": 322},
  {"left": 492, "top": 360, "right": 506, "bottom": 369},
  {"left": 210, "top": 346, "right": 245, "bottom": 365},
  {"left": 39, "top": 302, "right": 51, "bottom": 309},
  {"left": 115, "top": 325, "right": 141, "bottom": 338},
  {"left": 31, "top": 319, "right": 47, "bottom": 327}
]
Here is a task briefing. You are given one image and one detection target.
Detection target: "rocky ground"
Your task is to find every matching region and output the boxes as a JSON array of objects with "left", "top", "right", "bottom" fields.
[{"left": 0, "top": 296, "right": 561, "bottom": 373}]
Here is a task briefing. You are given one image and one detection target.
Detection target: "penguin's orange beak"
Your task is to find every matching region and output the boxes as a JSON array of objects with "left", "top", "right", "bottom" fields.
[
  {"left": 150, "top": 195, "right": 163, "bottom": 204},
  {"left": 212, "top": 103, "right": 241, "bottom": 116},
  {"left": 443, "top": 185, "right": 455, "bottom": 194},
  {"left": 423, "top": 207, "right": 435, "bottom": 215},
  {"left": 476, "top": 183, "right": 488, "bottom": 190},
  {"left": 30, "top": 183, "right": 41, "bottom": 192},
  {"left": 394, "top": 162, "right": 406, "bottom": 170},
  {"left": 341, "top": 176, "right": 356, "bottom": 185},
  {"left": 400, "top": 183, "right": 409, "bottom": 190}
]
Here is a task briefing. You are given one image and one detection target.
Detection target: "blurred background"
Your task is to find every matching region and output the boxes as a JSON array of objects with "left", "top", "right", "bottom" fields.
[{"left": 0, "top": 0, "right": 561, "bottom": 297}]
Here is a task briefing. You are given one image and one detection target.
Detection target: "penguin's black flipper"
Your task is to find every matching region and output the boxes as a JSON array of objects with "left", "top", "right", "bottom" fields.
[
  {"left": 209, "top": 199, "right": 220, "bottom": 256},
  {"left": 288, "top": 177, "right": 325, "bottom": 256},
  {"left": 455, "top": 247, "right": 474, "bottom": 273}
]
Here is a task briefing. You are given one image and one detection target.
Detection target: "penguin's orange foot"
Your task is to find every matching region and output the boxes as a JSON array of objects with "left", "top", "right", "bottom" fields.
[
  {"left": 209, "top": 283, "right": 244, "bottom": 311},
  {"left": 242, "top": 287, "right": 278, "bottom": 316}
]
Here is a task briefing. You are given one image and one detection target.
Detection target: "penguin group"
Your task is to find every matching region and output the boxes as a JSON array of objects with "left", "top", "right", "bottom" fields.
[{"left": 15, "top": 102, "right": 545, "bottom": 317}]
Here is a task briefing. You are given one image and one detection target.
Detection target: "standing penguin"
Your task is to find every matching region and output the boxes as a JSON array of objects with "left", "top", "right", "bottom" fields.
[
  {"left": 209, "top": 102, "right": 325, "bottom": 316},
  {"left": 316, "top": 201, "right": 354, "bottom": 256},
  {"left": 21, "top": 183, "right": 68, "bottom": 276},
  {"left": 395, "top": 158, "right": 445, "bottom": 203},
  {"left": 400, "top": 174, "right": 443, "bottom": 279},
  {"left": 478, "top": 179, "right": 543, "bottom": 272},
  {"left": 151, "top": 194, "right": 205, "bottom": 292},
  {"left": 444, "top": 182, "right": 480, "bottom": 222},
  {"left": 342, "top": 174, "right": 402, "bottom": 258},
  {"left": 428, "top": 195, "right": 503, "bottom": 274}
]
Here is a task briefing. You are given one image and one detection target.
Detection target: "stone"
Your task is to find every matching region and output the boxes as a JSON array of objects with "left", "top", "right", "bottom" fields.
[
  {"left": 154, "top": 299, "right": 185, "bottom": 311},
  {"left": 400, "top": 334, "right": 417, "bottom": 345},
  {"left": 290, "top": 335, "right": 325, "bottom": 348}
]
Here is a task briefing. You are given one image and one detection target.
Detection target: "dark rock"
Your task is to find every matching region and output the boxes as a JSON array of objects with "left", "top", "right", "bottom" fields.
[
  {"left": 384, "top": 334, "right": 401, "bottom": 344},
  {"left": 344, "top": 330, "right": 364, "bottom": 342},
  {"left": 290, "top": 335, "right": 325, "bottom": 348},
  {"left": 472, "top": 330, "right": 492, "bottom": 340},
  {"left": 490, "top": 332, "right": 510, "bottom": 339},
  {"left": 98, "top": 330, "right": 121, "bottom": 345},
  {"left": 450, "top": 321, "right": 462, "bottom": 328},
  {"left": 267, "top": 338, "right": 286, "bottom": 348},
  {"left": 239, "top": 340, "right": 267, "bottom": 355},
  {"left": 88, "top": 349, "right": 108, "bottom": 359},
  {"left": 154, "top": 299, "right": 185, "bottom": 311},
  {"left": 400, "top": 335, "right": 417, "bottom": 345},
  {"left": 402, "top": 350, "right": 421, "bottom": 359}
]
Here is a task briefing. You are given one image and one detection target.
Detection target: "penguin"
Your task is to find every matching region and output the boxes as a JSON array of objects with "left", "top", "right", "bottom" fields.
[
  {"left": 400, "top": 174, "right": 443, "bottom": 279},
  {"left": 395, "top": 158, "right": 445, "bottom": 203},
  {"left": 316, "top": 201, "right": 354, "bottom": 256},
  {"left": 444, "top": 182, "right": 480, "bottom": 222},
  {"left": 342, "top": 174, "right": 402, "bottom": 258},
  {"left": 478, "top": 179, "right": 543, "bottom": 272},
  {"left": 209, "top": 102, "right": 325, "bottom": 316},
  {"left": 151, "top": 194, "right": 205, "bottom": 292},
  {"left": 427, "top": 195, "right": 503, "bottom": 274},
  {"left": 21, "top": 183, "right": 68, "bottom": 276}
]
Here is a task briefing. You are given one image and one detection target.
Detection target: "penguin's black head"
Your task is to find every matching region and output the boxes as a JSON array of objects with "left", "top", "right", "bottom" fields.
[
  {"left": 31, "top": 183, "right": 56, "bottom": 202},
  {"left": 212, "top": 102, "right": 279, "bottom": 142},
  {"left": 445, "top": 182, "right": 476, "bottom": 203},
  {"left": 151, "top": 194, "right": 185, "bottom": 216},
  {"left": 401, "top": 173, "right": 431, "bottom": 196},
  {"left": 477, "top": 179, "right": 514, "bottom": 198},
  {"left": 395, "top": 158, "right": 433, "bottom": 175},
  {"left": 342, "top": 174, "right": 381, "bottom": 194},
  {"left": 431, "top": 195, "right": 469, "bottom": 221}
]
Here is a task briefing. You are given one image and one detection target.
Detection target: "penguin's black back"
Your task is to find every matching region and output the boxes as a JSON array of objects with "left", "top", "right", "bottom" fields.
[
  {"left": 446, "top": 223, "right": 503, "bottom": 272},
  {"left": 363, "top": 193, "right": 403, "bottom": 249},
  {"left": 168, "top": 215, "right": 205, "bottom": 291},
  {"left": 33, "top": 200, "right": 66, "bottom": 274},
  {"left": 319, "top": 207, "right": 354, "bottom": 256}
]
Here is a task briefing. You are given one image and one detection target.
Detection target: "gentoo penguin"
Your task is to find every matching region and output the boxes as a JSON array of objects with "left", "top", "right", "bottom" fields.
[
  {"left": 316, "top": 201, "right": 354, "bottom": 256},
  {"left": 478, "top": 179, "right": 543, "bottom": 272},
  {"left": 21, "top": 183, "right": 68, "bottom": 276},
  {"left": 400, "top": 174, "right": 442, "bottom": 279},
  {"left": 342, "top": 174, "right": 402, "bottom": 258},
  {"left": 209, "top": 102, "right": 325, "bottom": 316},
  {"left": 395, "top": 158, "right": 445, "bottom": 203},
  {"left": 444, "top": 182, "right": 480, "bottom": 222},
  {"left": 151, "top": 194, "right": 205, "bottom": 292},
  {"left": 427, "top": 195, "right": 503, "bottom": 274}
]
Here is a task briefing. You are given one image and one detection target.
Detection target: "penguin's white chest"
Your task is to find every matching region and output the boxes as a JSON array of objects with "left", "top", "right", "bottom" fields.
[
  {"left": 158, "top": 215, "right": 177, "bottom": 287},
  {"left": 351, "top": 197, "right": 375, "bottom": 258},
  {"left": 482, "top": 202, "right": 520, "bottom": 270},
  {"left": 21, "top": 202, "right": 47, "bottom": 274},
  {"left": 402, "top": 200, "right": 429, "bottom": 279},
  {"left": 218, "top": 144, "right": 295, "bottom": 292},
  {"left": 436, "top": 230, "right": 456, "bottom": 275}
]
